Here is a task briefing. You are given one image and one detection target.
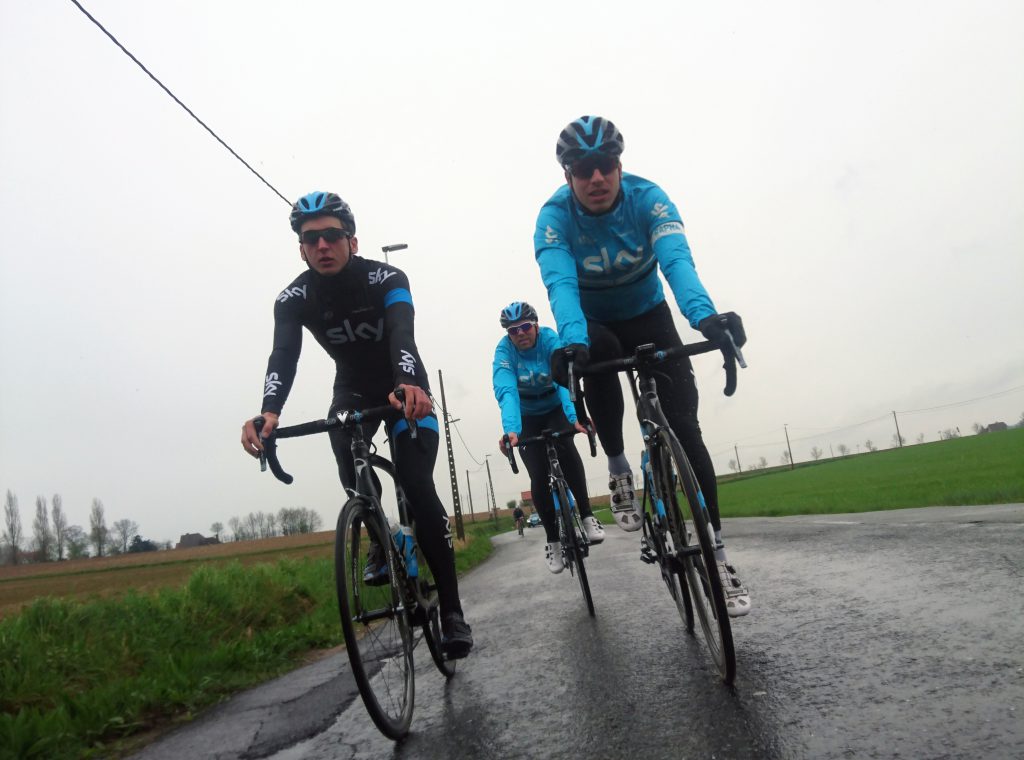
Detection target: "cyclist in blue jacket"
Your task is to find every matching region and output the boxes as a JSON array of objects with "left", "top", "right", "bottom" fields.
[
  {"left": 493, "top": 301, "right": 605, "bottom": 573},
  {"left": 535, "top": 116, "right": 751, "bottom": 617}
]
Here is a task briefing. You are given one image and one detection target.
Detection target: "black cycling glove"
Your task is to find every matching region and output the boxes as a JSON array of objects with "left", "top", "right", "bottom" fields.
[
  {"left": 697, "top": 312, "right": 747, "bottom": 348},
  {"left": 550, "top": 344, "right": 590, "bottom": 387}
]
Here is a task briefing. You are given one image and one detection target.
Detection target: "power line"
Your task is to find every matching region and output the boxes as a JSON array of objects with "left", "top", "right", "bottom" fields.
[
  {"left": 69, "top": 0, "right": 290, "bottom": 205},
  {"left": 896, "top": 384, "right": 1024, "bottom": 415}
]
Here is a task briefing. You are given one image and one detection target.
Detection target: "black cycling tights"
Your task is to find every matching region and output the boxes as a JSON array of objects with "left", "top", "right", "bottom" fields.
[
  {"left": 584, "top": 301, "right": 721, "bottom": 530},
  {"left": 329, "top": 417, "right": 462, "bottom": 617},
  {"left": 520, "top": 407, "right": 594, "bottom": 544}
]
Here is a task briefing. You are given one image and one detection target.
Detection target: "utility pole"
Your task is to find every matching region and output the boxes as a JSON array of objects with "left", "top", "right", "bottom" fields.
[
  {"left": 892, "top": 411, "right": 904, "bottom": 448},
  {"left": 484, "top": 456, "right": 498, "bottom": 525},
  {"left": 465, "top": 470, "right": 475, "bottom": 522},
  {"left": 436, "top": 370, "right": 465, "bottom": 540},
  {"left": 784, "top": 424, "right": 795, "bottom": 470},
  {"left": 734, "top": 444, "right": 742, "bottom": 473},
  {"left": 381, "top": 242, "right": 408, "bottom": 266}
]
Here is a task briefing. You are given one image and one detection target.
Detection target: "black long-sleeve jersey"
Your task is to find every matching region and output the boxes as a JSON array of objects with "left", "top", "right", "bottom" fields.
[{"left": 261, "top": 257, "right": 430, "bottom": 415}]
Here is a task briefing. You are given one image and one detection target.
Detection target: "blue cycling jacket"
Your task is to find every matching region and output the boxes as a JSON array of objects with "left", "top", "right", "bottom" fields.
[
  {"left": 492, "top": 326, "right": 577, "bottom": 435},
  {"left": 534, "top": 172, "right": 717, "bottom": 347}
]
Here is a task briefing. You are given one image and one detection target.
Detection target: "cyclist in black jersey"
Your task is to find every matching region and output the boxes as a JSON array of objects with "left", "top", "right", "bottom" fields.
[{"left": 240, "top": 191, "right": 473, "bottom": 657}]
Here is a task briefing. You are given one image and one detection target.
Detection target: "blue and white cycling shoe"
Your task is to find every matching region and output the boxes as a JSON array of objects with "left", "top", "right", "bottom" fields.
[
  {"left": 545, "top": 542, "right": 564, "bottom": 574},
  {"left": 718, "top": 561, "right": 751, "bottom": 617},
  {"left": 609, "top": 472, "right": 643, "bottom": 531},
  {"left": 582, "top": 516, "right": 605, "bottom": 544},
  {"left": 363, "top": 541, "right": 389, "bottom": 586}
]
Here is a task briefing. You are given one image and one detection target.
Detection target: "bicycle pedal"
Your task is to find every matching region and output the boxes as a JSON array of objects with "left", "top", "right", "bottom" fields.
[{"left": 640, "top": 536, "right": 657, "bottom": 565}]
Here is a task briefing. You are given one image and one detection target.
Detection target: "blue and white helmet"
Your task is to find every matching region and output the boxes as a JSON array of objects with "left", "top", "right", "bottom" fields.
[
  {"left": 289, "top": 191, "right": 356, "bottom": 235},
  {"left": 555, "top": 116, "right": 625, "bottom": 169},
  {"left": 499, "top": 301, "right": 539, "bottom": 328}
]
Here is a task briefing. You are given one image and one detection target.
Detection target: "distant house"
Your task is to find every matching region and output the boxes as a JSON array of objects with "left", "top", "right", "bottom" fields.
[
  {"left": 981, "top": 421, "right": 1008, "bottom": 433},
  {"left": 175, "top": 533, "right": 221, "bottom": 549},
  {"left": 520, "top": 490, "right": 533, "bottom": 507}
]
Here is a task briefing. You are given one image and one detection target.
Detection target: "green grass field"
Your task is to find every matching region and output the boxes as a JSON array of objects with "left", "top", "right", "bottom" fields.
[{"left": 717, "top": 428, "right": 1024, "bottom": 517}]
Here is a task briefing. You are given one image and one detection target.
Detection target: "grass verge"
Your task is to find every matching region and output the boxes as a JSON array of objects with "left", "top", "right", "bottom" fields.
[{"left": 0, "top": 519, "right": 512, "bottom": 760}]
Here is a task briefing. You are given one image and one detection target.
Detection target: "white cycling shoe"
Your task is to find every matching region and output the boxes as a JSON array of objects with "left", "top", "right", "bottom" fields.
[
  {"left": 545, "top": 542, "right": 564, "bottom": 574},
  {"left": 581, "top": 516, "right": 605, "bottom": 544},
  {"left": 717, "top": 561, "right": 752, "bottom": 617},
  {"left": 609, "top": 472, "right": 643, "bottom": 532}
]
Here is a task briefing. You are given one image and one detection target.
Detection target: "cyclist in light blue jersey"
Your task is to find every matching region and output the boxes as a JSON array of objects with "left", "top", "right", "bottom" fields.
[
  {"left": 492, "top": 301, "right": 605, "bottom": 573},
  {"left": 534, "top": 116, "right": 751, "bottom": 617}
]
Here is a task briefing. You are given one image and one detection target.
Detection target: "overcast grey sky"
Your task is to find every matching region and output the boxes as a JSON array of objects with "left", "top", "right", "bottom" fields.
[{"left": 2, "top": 1, "right": 1022, "bottom": 544}]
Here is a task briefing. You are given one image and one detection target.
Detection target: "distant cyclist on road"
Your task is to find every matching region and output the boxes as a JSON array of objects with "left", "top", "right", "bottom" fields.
[
  {"left": 240, "top": 191, "right": 474, "bottom": 655},
  {"left": 512, "top": 503, "right": 526, "bottom": 535},
  {"left": 534, "top": 117, "right": 751, "bottom": 616},
  {"left": 492, "top": 301, "right": 605, "bottom": 573}
]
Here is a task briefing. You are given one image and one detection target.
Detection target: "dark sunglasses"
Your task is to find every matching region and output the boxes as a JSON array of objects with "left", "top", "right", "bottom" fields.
[
  {"left": 569, "top": 154, "right": 619, "bottom": 179},
  {"left": 300, "top": 227, "right": 350, "bottom": 245},
  {"left": 507, "top": 322, "right": 535, "bottom": 336}
]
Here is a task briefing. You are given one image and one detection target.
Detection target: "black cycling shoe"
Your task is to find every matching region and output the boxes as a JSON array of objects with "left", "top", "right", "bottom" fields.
[
  {"left": 362, "top": 540, "right": 389, "bottom": 586},
  {"left": 440, "top": 612, "right": 474, "bottom": 659}
]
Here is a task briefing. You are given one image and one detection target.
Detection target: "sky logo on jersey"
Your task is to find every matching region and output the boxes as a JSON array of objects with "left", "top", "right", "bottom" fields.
[
  {"left": 545, "top": 225, "right": 560, "bottom": 245},
  {"left": 517, "top": 369, "right": 551, "bottom": 387},
  {"left": 276, "top": 285, "right": 307, "bottom": 303},
  {"left": 369, "top": 268, "right": 397, "bottom": 286},
  {"left": 325, "top": 318, "right": 385, "bottom": 344},
  {"left": 399, "top": 349, "right": 417, "bottom": 375},
  {"left": 651, "top": 221, "right": 685, "bottom": 244},
  {"left": 264, "top": 372, "right": 282, "bottom": 397},
  {"left": 582, "top": 246, "right": 645, "bottom": 273},
  {"left": 651, "top": 202, "right": 672, "bottom": 220}
]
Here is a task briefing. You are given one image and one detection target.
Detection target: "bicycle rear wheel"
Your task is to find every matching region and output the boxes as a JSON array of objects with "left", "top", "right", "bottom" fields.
[
  {"left": 335, "top": 497, "right": 415, "bottom": 738},
  {"left": 556, "top": 482, "right": 594, "bottom": 617},
  {"left": 657, "top": 430, "right": 735, "bottom": 683},
  {"left": 415, "top": 550, "right": 457, "bottom": 678}
]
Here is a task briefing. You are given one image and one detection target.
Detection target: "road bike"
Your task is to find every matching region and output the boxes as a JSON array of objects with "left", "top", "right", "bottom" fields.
[
  {"left": 515, "top": 516, "right": 525, "bottom": 536},
  {"left": 502, "top": 426, "right": 598, "bottom": 616},
  {"left": 256, "top": 397, "right": 456, "bottom": 739},
  {"left": 568, "top": 335, "right": 745, "bottom": 682}
]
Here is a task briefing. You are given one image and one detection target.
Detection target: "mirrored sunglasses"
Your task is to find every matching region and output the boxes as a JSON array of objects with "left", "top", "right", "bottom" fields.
[
  {"left": 569, "top": 154, "right": 619, "bottom": 179},
  {"left": 300, "top": 227, "right": 350, "bottom": 245},
  {"left": 507, "top": 322, "right": 535, "bottom": 336}
]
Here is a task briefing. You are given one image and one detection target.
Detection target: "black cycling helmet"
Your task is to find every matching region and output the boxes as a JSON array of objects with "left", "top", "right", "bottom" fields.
[
  {"left": 555, "top": 116, "right": 625, "bottom": 169},
  {"left": 289, "top": 191, "right": 356, "bottom": 235},
  {"left": 500, "top": 301, "right": 539, "bottom": 328}
]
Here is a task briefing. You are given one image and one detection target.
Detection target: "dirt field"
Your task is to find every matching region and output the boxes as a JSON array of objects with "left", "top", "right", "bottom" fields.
[{"left": 0, "top": 532, "right": 335, "bottom": 619}]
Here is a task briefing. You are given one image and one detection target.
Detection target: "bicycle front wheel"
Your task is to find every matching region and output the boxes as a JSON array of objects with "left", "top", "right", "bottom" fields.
[
  {"left": 657, "top": 431, "right": 735, "bottom": 683},
  {"left": 335, "top": 497, "right": 415, "bottom": 738},
  {"left": 556, "top": 482, "right": 594, "bottom": 617}
]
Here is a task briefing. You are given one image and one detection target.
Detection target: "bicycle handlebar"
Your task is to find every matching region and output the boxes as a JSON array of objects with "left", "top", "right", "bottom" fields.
[
  {"left": 256, "top": 393, "right": 409, "bottom": 484},
  {"left": 572, "top": 331, "right": 746, "bottom": 399},
  {"left": 501, "top": 425, "right": 597, "bottom": 475}
]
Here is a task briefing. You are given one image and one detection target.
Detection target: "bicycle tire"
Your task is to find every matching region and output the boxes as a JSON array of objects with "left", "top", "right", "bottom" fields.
[
  {"left": 643, "top": 480, "right": 694, "bottom": 633},
  {"left": 556, "top": 481, "right": 594, "bottom": 617},
  {"left": 415, "top": 552, "right": 457, "bottom": 678},
  {"left": 657, "top": 430, "right": 735, "bottom": 683},
  {"left": 335, "top": 497, "right": 415, "bottom": 738}
]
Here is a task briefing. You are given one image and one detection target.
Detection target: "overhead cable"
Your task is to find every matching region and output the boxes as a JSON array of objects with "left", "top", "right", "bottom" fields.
[{"left": 69, "top": 0, "right": 290, "bottom": 205}]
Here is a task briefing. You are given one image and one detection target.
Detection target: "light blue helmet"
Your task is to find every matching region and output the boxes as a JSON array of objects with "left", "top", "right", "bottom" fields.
[
  {"left": 555, "top": 116, "right": 624, "bottom": 168},
  {"left": 500, "top": 301, "right": 538, "bottom": 328},
  {"left": 289, "top": 191, "right": 356, "bottom": 235}
]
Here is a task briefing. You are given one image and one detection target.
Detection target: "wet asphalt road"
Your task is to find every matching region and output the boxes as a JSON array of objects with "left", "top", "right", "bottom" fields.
[{"left": 131, "top": 504, "right": 1024, "bottom": 760}]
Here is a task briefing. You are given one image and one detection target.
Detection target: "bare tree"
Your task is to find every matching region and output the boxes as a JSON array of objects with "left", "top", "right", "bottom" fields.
[
  {"left": 891, "top": 433, "right": 906, "bottom": 447},
  {"left": 33, "top": 496, "right": 53, "bottom": 561},
  {"left": 757, "top": 456, "right": 768, "bottom": 469},
  {"left": 864, "top": 439, "right": 878, "bottom": 452},
  {"left": 971, "top": 422, "right": 983, "bottom": 435},
  {"left": 781, "top": 451, "right": 791, "bottom": 465},
  {"left": 837, "top": 443, "right": 849, "bottom": 457},
  {"left": 112, "top": 519, "right": 139, "bottom": 554},
  {"left": 89, "top": 499, "right": 108, "bottom": 557},
  {"left": 939, "top": 428, "right": 960, "bottom": 441},
  {"left": 52, "top": 494, "right": 68, "bottom": 561},
  {"left": 210, "top": 521, "right": 224, "bottom": 540},
  {"left": 810, "top": 446, "right": 823, "bottom": 461},
  {"left": 228, "top": 516, "right": 242, "bottom": 541},
  {"left": 3, "top": 490, "right": 23, "bottom": 565},
  {"left": 727, "top": 459, "right": 738, "bottom": 472},
  {"left": 65, "top": 525, "right": 89, "bottom": 559},
  {"left": 915, "top": 433, "right": 925, "bottom": 444}
]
